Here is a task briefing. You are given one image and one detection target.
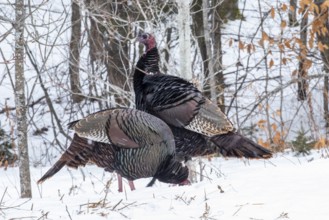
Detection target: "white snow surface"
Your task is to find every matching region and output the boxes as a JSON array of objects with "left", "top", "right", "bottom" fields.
[{"left": 1, "top": 150, "right": 328, "bottom": 220}]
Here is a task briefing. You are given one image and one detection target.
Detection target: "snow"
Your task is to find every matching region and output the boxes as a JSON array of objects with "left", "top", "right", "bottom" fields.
[{"left": 1, "top": 150, "right": 329, "bottom": 220}]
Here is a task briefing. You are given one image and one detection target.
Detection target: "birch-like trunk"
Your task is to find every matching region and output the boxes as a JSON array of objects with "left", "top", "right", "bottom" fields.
[
  {"left": 202, "top": 0, "right": 217, "bottom": 105},
  {"left": 177, "top": 0, "right": 192, "bottom": 81},
  {"left": 177, "top": 0, "right": 196, "bottom": 182},
  {"left": 15, "top": 0, "right": 32, "bottom": 198}
]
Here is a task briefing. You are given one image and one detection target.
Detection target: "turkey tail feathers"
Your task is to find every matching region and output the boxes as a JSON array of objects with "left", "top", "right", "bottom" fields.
[
  {"left": 38, "top": 134, "right": 93, "bottom": 184},
  {"left": 37, "top": 160, "right": 66, "bottom": 184},
  {"left": 211, "top": 132, "right": 272, "bottom": 159}
]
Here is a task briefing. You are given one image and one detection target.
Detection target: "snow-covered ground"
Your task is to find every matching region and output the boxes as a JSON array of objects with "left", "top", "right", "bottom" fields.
[{"left": 1, "top": 150, "right": 328, "bottom": 220}]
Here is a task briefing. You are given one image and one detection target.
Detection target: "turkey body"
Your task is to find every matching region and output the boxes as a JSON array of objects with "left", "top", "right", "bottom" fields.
[
  {"left": 38, "top": 108, "right": 188, "bottom": 186},
  {"left": 134, "top": 33, "right": 272, "bottom": 160}
]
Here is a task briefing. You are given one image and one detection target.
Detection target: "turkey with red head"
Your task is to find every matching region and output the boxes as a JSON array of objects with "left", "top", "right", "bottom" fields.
[
  {"left": 134, "top": 32, "right": 272, "bottom": 160},
  {"left": 38, "top": 108, "right": 189, "bottom": 189}
]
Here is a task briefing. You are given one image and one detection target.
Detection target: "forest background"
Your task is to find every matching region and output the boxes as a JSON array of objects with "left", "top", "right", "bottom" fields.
[{"left": 1, "top": 0, "right": 329, "bottom": 199}]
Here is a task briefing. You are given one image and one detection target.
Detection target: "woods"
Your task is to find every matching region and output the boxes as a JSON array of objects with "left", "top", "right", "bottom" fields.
[{"left": 1, "top": 0, "right": 329, "bottom": 199}]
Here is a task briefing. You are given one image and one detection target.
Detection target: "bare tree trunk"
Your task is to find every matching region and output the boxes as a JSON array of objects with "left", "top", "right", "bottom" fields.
[
  {"left": 69, "top": 1, "right": 83, "bottom": 103},
  {"left": 314, "top": 1, "right": 329, "bottom": 131},
  {"left": 177, "top": 0, "right": 192, "bottom": 80},
  {"left": 202, "top": 0, "right": 217, "bottom": 105},
  {"left": 289, "top": 0, "right": 298, "bottom": 27},
  {"left": 324, "top": 74, "right": 329, "bottom": 130},
  {"left": 177, "top": 0, "right": 196, "bottom": 182},
  {"left": 298, "top": 6, "right": 308, "bottom": 101},
  {"left": 192, "top": 0, "right": 238, "bottom": 110},
  {"left": 15, "top": 0, "right": 32, "bottom": 198},
  {"left": 104, "top": 0, "right": 131, "bottom": 90},
  {"left": 212, "top": 0, "right": 226, "bottom": 112},
  {"left": 85, "top": 0, "right": 132, "bottom": 105},
  {"left": 191, "top": 0, "right": 208, "bottom": 79}
]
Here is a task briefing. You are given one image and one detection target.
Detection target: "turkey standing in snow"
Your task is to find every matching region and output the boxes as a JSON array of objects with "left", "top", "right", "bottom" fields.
[
  {"left": 38, "top": 108, "right": 189, "bottom": 188},
  {"left": 134, "top": 32, "right": 272, "bottom": 160}
]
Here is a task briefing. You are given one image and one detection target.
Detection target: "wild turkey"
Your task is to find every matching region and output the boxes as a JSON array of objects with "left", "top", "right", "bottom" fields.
[
  {"left": 134, "top": 32, "right": 272, "bottom": 160},
  {"left": 38, "top": 108, "right": 189, "bottom": 188}
]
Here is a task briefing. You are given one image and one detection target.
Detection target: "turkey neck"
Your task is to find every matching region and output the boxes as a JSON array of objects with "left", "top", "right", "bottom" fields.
[
  {"left": 143, "top": 47, "right": 160, "bottom": 74},
  {"left": 133, "top": 47, "right": 160, "bottom": 111},
  {"left": 134, "top": 47, "right": 160, "bottom": 76},
  {"left": 133, "top": 58, "right": 146, "bottom": 111}
]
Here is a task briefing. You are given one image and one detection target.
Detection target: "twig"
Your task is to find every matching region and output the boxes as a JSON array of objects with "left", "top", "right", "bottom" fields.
[
  {"left": 80, "top": 201, "right": 101, "bottom": 208},
  {"left": 175, "top": 192, "right": 195, "bottom": 205},
  {"left": 117, "top": 201, "right": 137, "bottom": 211},
  {"left": 36, "top": 211, "right": 49, "bottom": 220},
  {"left": 217, "top": 185, "right": 224, "bottom": 193},
  {"left": 0, "top": 48, "right": 15, "bottom": 90},
  {"left": 204, "top": 189, "right": 208, "bottom": 201},
  {"left": 119, "top": 212, "right": 129, "bottom": 219},
  {"left": 102, "top": 180, "right": 112, "bottom": 207},
  {"left": 25, "top": 45, "right": 71, "bottom": 148},
  {"left": 1, "top": 198, "right": 32, "bottom": 210},
  {"left": 233, "top": 203, "right": 248, "bottom": 216},
  {"left": 0, "top": 187, "right": 8, "bottom": 206},
  {"left": 0, "top": 15, "right": 14, "bottom": 24},
  {"left": 65, "top": 205, "right": 73, "bottom": 220},
  {"left": 111, "top": 199, "right": 123, "bottom": 211},
  {"left": 275, "top": 212, "right": 289, "bottom": 219},
  {"left": 0, "top": 96, "right": 46, "bottom": 114},
  {"left": 8, "top": 216, "right": 38, "bottom": 219}
]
